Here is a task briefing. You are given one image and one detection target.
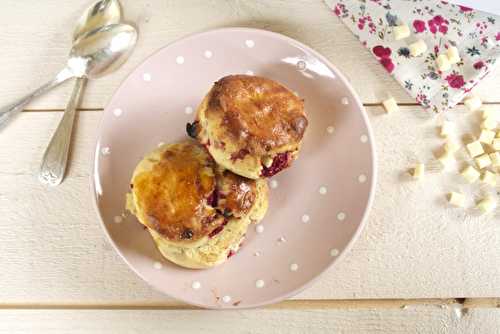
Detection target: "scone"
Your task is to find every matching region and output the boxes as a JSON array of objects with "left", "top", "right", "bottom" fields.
[
  {"left": 187, "top": 75, "right": 308, "bottom": 179},
  {"left": 126, "top": 140, "right": 268, "bottom": 269}
]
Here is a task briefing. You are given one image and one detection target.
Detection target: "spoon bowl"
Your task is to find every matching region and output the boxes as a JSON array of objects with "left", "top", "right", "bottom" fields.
[
  {"left": 69, "top": 23, "right": 137, "bottom": 79},
  {"left": 73, "top": 0, "right": 121, "bottom": 43}
]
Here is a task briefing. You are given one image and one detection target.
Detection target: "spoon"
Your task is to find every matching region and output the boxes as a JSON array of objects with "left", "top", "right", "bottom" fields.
[
  {"left": 0, "top": 0, "right": 126, "bottom": 128},
  {"left": 32, "top": 24, "right": 136, "bottom": 186},
  {"left": 34, "top": 24, "right": 137, "bottom": 186},
  {"left": 73, "top": 0, "right": 121, "bottom": 43},
  {"left": 38, "top": 0, "right": 124, "bottom": 186}
]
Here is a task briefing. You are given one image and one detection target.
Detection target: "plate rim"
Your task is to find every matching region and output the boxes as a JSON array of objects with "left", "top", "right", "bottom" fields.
[{"left": 89, "top": 27, "right": 378, "bottom": 309}]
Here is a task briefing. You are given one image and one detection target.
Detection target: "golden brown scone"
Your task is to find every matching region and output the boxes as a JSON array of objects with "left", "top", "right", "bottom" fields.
[
  {"left": 188, "top": 75, "right": 308, "bottom": 179},
  {"left": 126, "top": 140, "right": 268, "bottom": 268}
]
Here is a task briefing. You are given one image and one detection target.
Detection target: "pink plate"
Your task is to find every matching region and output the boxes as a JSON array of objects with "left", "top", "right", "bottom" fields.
[{"left": 91, "top": 28, "right": 376, "bottom": 309}]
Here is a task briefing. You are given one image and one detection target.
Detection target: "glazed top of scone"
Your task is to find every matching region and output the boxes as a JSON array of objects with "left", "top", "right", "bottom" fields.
[
  {"left": 131, "top": 140, "right": 258, "bottom": 242},
  {"left": 206, "top": 75, "right": 308, "bottom": 154}
]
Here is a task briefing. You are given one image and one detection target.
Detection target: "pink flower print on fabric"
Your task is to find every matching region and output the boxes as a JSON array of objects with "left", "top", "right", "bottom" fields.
[
  {"left": 413, "top": 19, "right": 426, "bottom": 33},
  {"left": 473, "top": 61, "right": 485, "bottom": 70},
  {"left": 428, "top": 15, "right": 449, "bottom": 34},
  {"left": 358, "top": 16, "right": 376, "bottom": 34},
  {"left": 372, "top": 45, "right": 395, "bottom": 73},
  {"left": 325, "top": 0, "right": 500, "bottom": 113},
  {"left": 445, "top": 73, "right": 465, "bottom": 89},
  {"left": 459, "top": 5, "right": 473, "bottom": 12}
]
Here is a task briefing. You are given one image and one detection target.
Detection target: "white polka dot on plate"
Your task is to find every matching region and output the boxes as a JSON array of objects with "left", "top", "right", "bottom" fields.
[
  {"left": 341, "top": 97, "right": 349, "bottom": 105},
  {"left": 245, "top": 39, "right": 255, "bottom": 48},
  {"left": 337, "top": 212, "right": 346, "bottom": 221},
  {"left": 101, "top": 147, "right": 110, "bottom": 155},
  {"left": 254, "top": 251, "right": 261, "bottom": 257},
  {"left": 358, "top": 174, "right": 367, "bottom": 183},
  {"left": 319, "top": 186, "right": 327, "bottom": 195},
  {"left": 204, "top": 50, "right": 212, "bottom": 58},
  {"left": 222, "top": 295, "right": 231, "bottom": 303},
  {"left": 184, "top": 106, "right": 193, "bottom": 114},
  {"left": 191, "top": 281, "right": 201, "bottom": 290},
  {"left": 301, "top": 214, "right": 310, "bottom": 223},
  {"left": 360, "top": 135, "right": 368, "bottom": 143},
  {"left": 290, "top": 263, "right": 299, "bottom": 272},
  {"left": 113, "top": 216, "right": 123, "bottom": 224},
  {"left": 153, "top": 261, "right": 162, "bottom": 269},
  {"left": 326, "top": 126, "right": 335, "bottom": 134},
  {"left": 143, "top": 73, "right": 152, "bottom": 81},
  {"left": 113, "top": 108, "right": 123, "bottom": 117},
  {"left": 330, "top": 248, "right": 339, "bottom": 257},
  {"left": 255, "top": 279, "right": 265, "bottom": 288},
  {"left": 277, "top": 236, "right": 286, "bottom": 243},
  {"left": 157, "top": 142, "right": 164, "bottom": 147},
  {"left": 245, "top": 70, "right": 254, "bottom": 75},
  {"left": 176, "top": 56, "right": 185, "bottom": 64},
  {"left": 255, "top": 225, "right": 264, "bottom": 233},
  {"left": 269, "top": 180, "right": 278, "bottom": 189}
]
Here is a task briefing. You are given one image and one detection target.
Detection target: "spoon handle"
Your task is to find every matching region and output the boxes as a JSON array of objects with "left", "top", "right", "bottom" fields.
[
  {"left": 39, "top": 77, "right": 86, "bottom": 186},
  {"left": 0, "top": 67, "right": 74, "bottom": 128}
]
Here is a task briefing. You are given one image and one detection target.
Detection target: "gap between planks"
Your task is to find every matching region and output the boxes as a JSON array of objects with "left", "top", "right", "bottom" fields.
[
  {"left": 20, "top": 101, "right": 500, "bottom": 112},
  {"left": 22, "top": 108, "right": 103, "bottom": 112},
  {"left": 0, "top": 298, "right": 498, "bottom": 310}
]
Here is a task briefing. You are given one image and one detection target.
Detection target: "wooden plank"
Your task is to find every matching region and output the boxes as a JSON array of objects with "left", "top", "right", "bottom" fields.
[
  {"left": 1, "top": 0, "right": 500, "bottom": 111},
  {"left": 1, "top": 108, "right": 499, "bottom": 304},
  {"left": 0, "top": 307, "right": 499, "bottom": 333},
  {"left": 1, "top": 298, "right": 498, "bottom": 310}
]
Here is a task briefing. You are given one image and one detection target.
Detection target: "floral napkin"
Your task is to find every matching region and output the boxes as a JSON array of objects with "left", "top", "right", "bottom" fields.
[{"left": 324, "top": 0, "right": 500, "bottom": 113}]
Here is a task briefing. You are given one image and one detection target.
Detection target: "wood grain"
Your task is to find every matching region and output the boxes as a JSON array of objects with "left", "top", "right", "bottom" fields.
[
  {"left": 1, "top": 108, "right": 499, "bottom": 305},
  {"left": 2, "top": 2, "right": 500, "bottom": 329},
  {"left": 1, "top": 0, "right": 500, "bottom": 111},
  {"left": 0, "top": 307, "right": 499, "bottom": 333}
]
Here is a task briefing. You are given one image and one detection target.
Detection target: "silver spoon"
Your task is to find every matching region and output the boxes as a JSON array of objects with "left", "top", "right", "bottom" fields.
[
  {"left": 0, "top": 0, "right": 123, "bottom": 128},
  {"left": 35, "top": 24, "right": 137, "bottom": 185},
  {"left": 38, "top": 0, "right": 123, "bottom": 186},
  {"left": 34, "top": 24, "right": 136, "bottom": 186}
]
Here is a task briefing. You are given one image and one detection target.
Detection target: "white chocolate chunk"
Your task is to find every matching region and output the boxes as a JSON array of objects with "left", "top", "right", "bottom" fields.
[
  {"left": 481, "top": 117, "right": 497, "bottom": 130},
  {"left": 479, "top": 129, "right": 496, "bottom": 145},
  {"left": 466, "top": 141, "right": 484, "bottom": 158},
  {"left": 440, "top": 121, "right": 454, "bottom": 137},
  {"left": 475, "top": 154, "right": 492, "bottom": 169},
  {"left": 481, "top": 170, "right": 497, "bottom": 186},
  {"left": 492, "top": 138, "right": 500, "bottom": 151},
  {"left": 437, "top": 150, "right": 455, "bottom": 167},
  {"left": 444, "top": 140, "right": 460, "bottom": 153},
  {"left": 409, "top": 39, "right": 427, "bottom": 57},
  {"left": 490, "top": 152, "right": 500, "bottom": 167},
  {"left": 463, "top": 96, "right": 482, "bottom": 112},
  {"left": 436, "top": 54, "right": 451, "bottom": 71},
  {"left": 461, "top": 165, "right": 480, "bottom": 183},
  {"left": 477, "top": 157, "right": 494, "bottom": 171},
  {"left": 446, "top": 46, "right": 461, "bottom": 64},
  {"left": 382, "top": 97, "right": 399, "bottom": 114},
  {"left": 412, "top": 163, "right": 425, "bottom": 179},
  {"left": 262, "top": 156, "right": 273, "bottom": 168},
  {"left": 476, "top": 196, "right": 496, "bottom": 214},
  {"left": 447, "top": 192, "right": 465, "bottom": 207},
  {"left": 393, "top": 24, "right": 411, "bottom": 40}
]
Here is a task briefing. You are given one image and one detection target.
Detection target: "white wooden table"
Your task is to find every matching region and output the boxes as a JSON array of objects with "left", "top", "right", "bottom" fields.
[{"left": 1, "top": 1, "right": 499, "bottom": 332}]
